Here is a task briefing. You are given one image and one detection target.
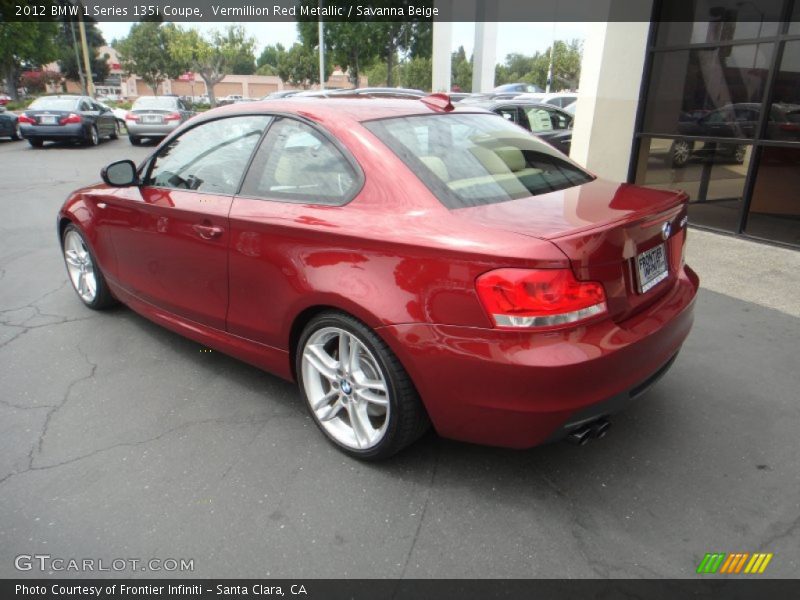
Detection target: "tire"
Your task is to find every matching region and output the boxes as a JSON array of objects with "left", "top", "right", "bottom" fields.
[
  {"left": 110, "top": 121, "right": 119, "bottom": 140},
  {"left": 86, "top": 125, "right": 100, "bottom": 146},
  {"left": 296, "top": 311, "right": 429, "bottom": 460},
  {"left": 10, "top": 122, "right": 22, "bottom": 141},
  {"left": 129, "top": 136, "right": 141, "bottom": 146},
  {"left": 669, "top": 139, "right": 692, "bottom": 168},
  {"left": 61, "top": 224, "right": 117, "bottom": 310},
  {"left": 28, "top": 138, "right": 43, "bottom": 148},
  {"left": 733, "top": 144, "right": 746, "bottom": 164}
]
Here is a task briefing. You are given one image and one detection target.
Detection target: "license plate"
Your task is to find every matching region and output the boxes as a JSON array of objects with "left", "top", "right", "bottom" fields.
[
  {"left": 142, "top": 115, "right": 162, "bottom": 124},
  {"left": 636, "top": 244, "right": 669, "bottom": 293},
  {"left": 40, "top": 115, "right": 57, "bottom": 124}
]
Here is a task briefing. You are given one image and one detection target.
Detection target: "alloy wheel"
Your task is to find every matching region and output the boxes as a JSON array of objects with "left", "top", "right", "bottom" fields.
[
  {"left": 301, "top": 327, "right": 390, "bottom": 450},
  {"left": 63, "top": 230, "right": 97, "bottom": 303}
]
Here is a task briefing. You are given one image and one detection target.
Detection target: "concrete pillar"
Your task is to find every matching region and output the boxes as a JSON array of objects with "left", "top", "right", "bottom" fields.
[
  {"left": 472, "top": 21, "right": 497, "bottom": 93},
  {"left": 432, "top": 20, "right": 453, "bottom": 92},
  {"left": 569, "top": 9, "right": 652, "bottom": 182},
  {"left": 431, "top": 1, "right": 453, "bottom": 92}
]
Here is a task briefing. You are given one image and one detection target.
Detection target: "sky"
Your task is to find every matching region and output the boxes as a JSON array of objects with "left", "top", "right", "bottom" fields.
[{"left": 97, "top": 22, "right": 590, "bottom": 64}]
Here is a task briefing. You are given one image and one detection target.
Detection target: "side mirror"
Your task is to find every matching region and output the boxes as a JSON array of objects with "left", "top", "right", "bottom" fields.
[{"left": 101, "top": 160, "right": 138, "bottom": 187}]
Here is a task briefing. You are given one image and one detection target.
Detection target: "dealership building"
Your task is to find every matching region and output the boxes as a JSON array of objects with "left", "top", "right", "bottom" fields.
[{"left": 435, "top": 0, "right": 799, "bottom": 247}]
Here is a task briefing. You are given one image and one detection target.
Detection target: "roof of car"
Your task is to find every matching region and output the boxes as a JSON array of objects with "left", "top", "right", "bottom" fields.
[
  {"left": 462, "top": 98, "right": 570, "bottom": 111},
  {"left": 198, "top": 97, "right": 494, "bottom": 125}
]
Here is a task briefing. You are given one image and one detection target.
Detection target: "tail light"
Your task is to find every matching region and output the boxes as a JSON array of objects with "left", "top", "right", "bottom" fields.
[
  {"left": 18, "top": 113, "right": 35, "bottom": 124},
  {"left": 164, "top": 112, "right": 181, "bottom": 121},
  {"left": 779, "top": 122, "right": 800, "bottom": 132},
  {"left": 59, "top": 113, "right": 82, "bottom": 124},
  {"left": 125, "top": 113, "right": 139, "bottom": 122},
  {"left": 476, "top": 268, "right": 607, "bottom": 330}
]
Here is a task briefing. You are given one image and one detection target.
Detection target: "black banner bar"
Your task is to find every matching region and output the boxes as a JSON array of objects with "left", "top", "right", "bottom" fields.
[
  {"left": 4, "top": 579, "right": 800, "bottom": 600},
  {"left": 0, "top": 0, "right": 789, "bottom": 23}
]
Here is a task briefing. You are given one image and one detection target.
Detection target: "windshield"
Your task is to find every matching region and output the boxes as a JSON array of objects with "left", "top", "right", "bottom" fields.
[
  {"left": 132, "top": 97, "right": 177, "bottom": 110},
  {"left": 29, "top": 97, "right": 79, "bottom": 111},
  {"left": 364, "top": 113, "right": 593, "bottom": 209}
]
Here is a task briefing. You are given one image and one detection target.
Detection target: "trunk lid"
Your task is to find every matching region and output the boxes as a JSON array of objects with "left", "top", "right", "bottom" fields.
[{"left": 454, "top": 178, "right": 689, "bottom": 322}]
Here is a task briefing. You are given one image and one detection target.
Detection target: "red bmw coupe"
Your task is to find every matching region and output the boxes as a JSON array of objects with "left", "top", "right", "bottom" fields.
[{"left": 58, "top": 95, "right": 699, "bottom": 459}]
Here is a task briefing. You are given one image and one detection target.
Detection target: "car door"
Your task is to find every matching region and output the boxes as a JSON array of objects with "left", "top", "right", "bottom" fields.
[
  {"left": 91, "top": 100, "right": 115, "bottom": 136},
  {"left": 227, "top": 116, "right": 361, "bottom": 347},
  {"left": 104, "top": 115, "right": 272, "bottom": 330}
]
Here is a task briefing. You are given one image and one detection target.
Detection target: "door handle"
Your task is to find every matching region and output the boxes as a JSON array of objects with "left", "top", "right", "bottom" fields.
[{"left": 193, "top": 224, "right": 223, "bottom": 240}]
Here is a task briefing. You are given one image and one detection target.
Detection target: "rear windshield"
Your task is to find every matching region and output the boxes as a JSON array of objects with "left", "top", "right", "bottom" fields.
[
  {"left": 132, "top": 97, "right": 177, "bottom": 110},
  {"left": 364, "top": 113, "right": 593, "bottom": 209},
  {"left": 29, "top": 97, "right": 79, "bottom": 111}
]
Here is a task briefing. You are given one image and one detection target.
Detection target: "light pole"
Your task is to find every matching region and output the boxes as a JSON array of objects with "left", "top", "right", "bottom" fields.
[{"left": 318, "top": 1, "right": 325, "bottom": 90}]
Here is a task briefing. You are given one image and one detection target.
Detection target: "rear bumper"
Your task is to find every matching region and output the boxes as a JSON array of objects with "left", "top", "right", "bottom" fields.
[
  {"left": 20, "top": 123, "right": 84, "bottom": 139},
  {"left": 378, "top": 265, "right": 700, "bottom": 449},
  {"left": 126, "top": 121, "right": 180, "bottom": 136}
]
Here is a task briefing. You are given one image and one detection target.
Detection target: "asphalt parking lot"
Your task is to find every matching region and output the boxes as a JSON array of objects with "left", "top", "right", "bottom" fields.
[{"left": 0, "top": 134, "right": 798, "bottom": 579}]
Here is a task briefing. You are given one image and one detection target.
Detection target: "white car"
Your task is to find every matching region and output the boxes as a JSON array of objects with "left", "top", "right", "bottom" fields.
[{"left": 517, "top": 92, "right": 578, "bottom": 109}]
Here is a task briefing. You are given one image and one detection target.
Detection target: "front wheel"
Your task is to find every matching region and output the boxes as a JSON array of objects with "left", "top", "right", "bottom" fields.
[
  {"left": 669, "top": 139, "right": 692, "bottom": 168},
  {"left": 296, "top": 312, "right": 429, "bottom": 460},
  {"left": 61, "top": 224, "right": 117, "bottom": 310}
]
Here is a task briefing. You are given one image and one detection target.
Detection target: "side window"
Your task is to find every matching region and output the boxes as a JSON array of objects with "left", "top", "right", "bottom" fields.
[
  {"left": 525, "top": 108, "right": 554, "bottom": 133},
  {"left": 79, "top": 100, "right": 92, "bottom": 112},
  {"left": 239, "top": 118, "right": 359, "bottom": 205},
  {"left": 495, "top": 107, "right": 519, "bottom": 124},
  {"left": 145, "top": 116, "right": 271, "bottom": 194}
]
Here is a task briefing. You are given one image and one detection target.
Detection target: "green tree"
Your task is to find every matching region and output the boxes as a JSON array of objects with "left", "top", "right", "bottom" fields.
[
  {"left": 56, "top": 17, "right": 109, "bottom": 88},
  {"left": 276, "top": 43, "right": 319, "bottom": 89},
  {"left": 168, "top": 25, "right": 257, "bottom": 106},
  {"left": 450, "top": 46, "right": 471, "bottom": 92},
  {"left": 257, "top": 43, "right": 286, "bottom": 71},
  {"left": 397, "top": 56, "right": 431, "bottom": 92},
  {"left": 298, "top": 20, "right": 374, "bottom": 87},
  {"left": 116, "top": 22, "right": 185, "bottom": 95},
  {"left": 216, "top": 25, "right": 256, "bottom": 75},
  {"left": 0, "top": 21, "right": 59, "bottom": 100},
  {"left": 494, "top": 40, "right": 582, "bottom": 91},
  {"left": 372, "top": 21, "right": 431, "bottom": 88}
]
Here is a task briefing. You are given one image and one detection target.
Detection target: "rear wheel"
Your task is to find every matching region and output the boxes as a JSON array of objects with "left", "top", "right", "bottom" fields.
[
  {"left": 733, "top": 144, "right": 746, "bottom": 164},
  {"left": 296, "top": 312, "right": 429, "bottom": 460},
  {"left": 61, "top": 224, "right": 117, "bottom": 310},
  {"left": 10, "top": 122, "right": 22, "bottom": 140},
  {"left": 110, "top": 121, "right": 119, "bottom": 140},
  {"left": 129, "top": 136, "right": 141, "bottom": 146},
  {"left": 86, "top": 125, "right": 99, "bottom": 146},
  {"left": 28, "top": 138, "right": 43, "bottom": 148}
]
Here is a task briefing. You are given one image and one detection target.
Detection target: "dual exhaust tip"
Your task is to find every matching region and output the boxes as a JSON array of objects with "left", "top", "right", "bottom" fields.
[{"left": 566, "top": 418, "right": 611, "bottom": 446}]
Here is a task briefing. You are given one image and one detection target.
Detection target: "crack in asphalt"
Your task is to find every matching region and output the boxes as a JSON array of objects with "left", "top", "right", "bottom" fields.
[
  {"left": 758, "top": 512, "right": 800, "bottom": 551},
  {"left": 0, "top": 415, "right": 279, "bottom": 488},
  {"left": 397, "top": 442, "right": 440, "bottom": 581}
]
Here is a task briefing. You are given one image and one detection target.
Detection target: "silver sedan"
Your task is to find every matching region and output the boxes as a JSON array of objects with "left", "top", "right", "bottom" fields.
[{"left": 125, "top": 96, "right": 194, "bottom": 145}]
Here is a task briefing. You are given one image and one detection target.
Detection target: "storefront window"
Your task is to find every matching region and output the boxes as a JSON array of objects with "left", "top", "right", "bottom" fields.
[
  {"left": 655, "top": 0, "right": 783, "bottom": 46},
  {"left": 642, "top": 44, "right": 774, "bottom": 136},
  {"left": 635, "top": 137, "right": 751, "bottom": 233},
  {"left": 766, "top": 40, "right": 800, "bottom": 141},
  {"left": 746, "top": 147, "right": 800, "bottom": 244}
]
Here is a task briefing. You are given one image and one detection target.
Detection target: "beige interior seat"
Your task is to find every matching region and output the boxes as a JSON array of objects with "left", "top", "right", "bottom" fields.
[{"left": 419, "top": 156, "right": 450, "bottom": 182}]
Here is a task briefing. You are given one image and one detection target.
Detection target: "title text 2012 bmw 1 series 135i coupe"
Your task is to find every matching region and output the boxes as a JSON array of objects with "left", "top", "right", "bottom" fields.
[{"left": 57, "top": 95, "right": 699, "bottom": 459}]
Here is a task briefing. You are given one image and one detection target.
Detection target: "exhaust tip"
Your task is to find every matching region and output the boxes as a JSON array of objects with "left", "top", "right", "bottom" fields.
[
  {"left": 591, "top": 419, "right": 611, "bottom": 440},
  {"left": 565, "top": 418, "right": 611, "bottom": 445},
  {"left": 566, "top": 427, "right": 593, "bottom": 446}
]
